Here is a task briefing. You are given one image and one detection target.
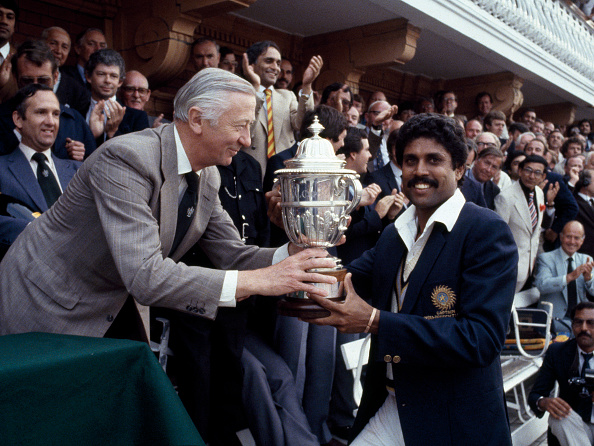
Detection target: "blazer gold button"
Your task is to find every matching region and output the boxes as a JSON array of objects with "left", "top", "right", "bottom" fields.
[
  {"left": 393, "top": 356, "right": 401, "bottom": 363},
  {"left": 384, "top": 354, "right": 392, "bottom": 363}
]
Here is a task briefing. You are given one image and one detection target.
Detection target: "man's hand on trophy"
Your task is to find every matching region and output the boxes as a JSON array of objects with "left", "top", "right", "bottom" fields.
[
  {"left": 236, "top": 248, "right": 338, "bottom": 299},
  {"left": 304, "top": 273, "right": 379, "bottom": 333},
  {"left": 265, "top": 188, "right": 284, "bottom": 229}
]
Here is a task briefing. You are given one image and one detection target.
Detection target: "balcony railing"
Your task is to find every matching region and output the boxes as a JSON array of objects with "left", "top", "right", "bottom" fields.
[{"left": 470, "top": 0, "right": 594, "bottom": 81}]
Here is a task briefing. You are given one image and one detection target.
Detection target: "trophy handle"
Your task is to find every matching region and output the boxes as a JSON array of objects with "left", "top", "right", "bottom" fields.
[{"left": 343, "top": 175, "right": 362, "bottom": 215}]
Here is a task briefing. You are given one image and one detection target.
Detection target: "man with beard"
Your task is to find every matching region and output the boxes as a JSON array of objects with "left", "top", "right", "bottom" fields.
[
  {"left": 529, "top": 301, "right": 594, "bottom": 445},
  {"left": 274, "top": 59, "right": 293, "bottom": 90},
  {"left": 306, "top": 113, "right": 518, "bottom": 445}
]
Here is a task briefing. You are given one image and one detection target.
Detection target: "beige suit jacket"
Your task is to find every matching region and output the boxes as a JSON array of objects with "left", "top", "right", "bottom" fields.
[
  {"left": 0, "top": 124, "right": 275, "bottom": 337},
  {"left": 495, "top": 181, "right": 544, "bottom": 292},
  {"left": 244, "top": 88, "right": 314, "bottom": 177}
]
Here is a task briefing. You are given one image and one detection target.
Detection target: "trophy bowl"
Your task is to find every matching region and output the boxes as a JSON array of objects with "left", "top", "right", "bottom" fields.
[{"left": 275, "top": 117, "right": 361, "bottom": 319}]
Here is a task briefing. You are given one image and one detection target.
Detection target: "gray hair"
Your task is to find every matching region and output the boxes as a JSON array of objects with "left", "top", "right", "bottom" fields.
[
  {"left": 41, "top": 26, "right": 69, "bottom": 41},
  {"left": 174, "top": 68, "right": 256, "bottom": 124}
]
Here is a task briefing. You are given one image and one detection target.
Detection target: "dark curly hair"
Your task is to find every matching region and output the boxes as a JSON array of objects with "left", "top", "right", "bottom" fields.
[{"left": 395, "top": 113, "right": 468, "bottom": 185}]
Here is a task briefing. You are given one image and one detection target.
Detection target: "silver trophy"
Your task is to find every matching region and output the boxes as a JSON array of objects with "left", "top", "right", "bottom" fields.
[{"left": 275, "top": 117, "right": 362, "bottom": 318}]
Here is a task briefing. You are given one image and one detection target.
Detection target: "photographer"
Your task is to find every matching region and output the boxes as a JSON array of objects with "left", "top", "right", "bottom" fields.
[{"left": 529, "top": 302, "right": 594, "bottom": 445}]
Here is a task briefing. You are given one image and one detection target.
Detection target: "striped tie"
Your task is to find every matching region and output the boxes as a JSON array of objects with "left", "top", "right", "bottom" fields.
[
  {"left": 529, "top": 191, "right": 537, "bottom": 232},
  {"left": 265, "top": 88, "right": 275, "bottom": 158}
]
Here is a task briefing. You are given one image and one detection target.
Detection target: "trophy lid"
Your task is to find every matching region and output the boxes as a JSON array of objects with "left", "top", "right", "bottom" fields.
[{"left": 282, "top": 116, "right": 347, "bottom": 171}]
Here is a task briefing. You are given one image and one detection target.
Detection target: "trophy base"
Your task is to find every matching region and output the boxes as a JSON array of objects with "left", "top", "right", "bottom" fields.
[{"left": 277, "top": 268, "right": 346, "bottom": 319}]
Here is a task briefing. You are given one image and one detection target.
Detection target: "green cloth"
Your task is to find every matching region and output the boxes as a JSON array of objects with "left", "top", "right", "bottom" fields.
[{"left": 0, "top": 332, "right": 204, "bottom": 446}]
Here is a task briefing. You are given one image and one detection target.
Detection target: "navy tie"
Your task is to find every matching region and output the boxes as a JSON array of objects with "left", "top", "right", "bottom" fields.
[
  {"left": 32, "top": 152, "right": 61, "bottom": 208},
  {"left": 171, "top": 172, "right": 198, "bottom": 254}
]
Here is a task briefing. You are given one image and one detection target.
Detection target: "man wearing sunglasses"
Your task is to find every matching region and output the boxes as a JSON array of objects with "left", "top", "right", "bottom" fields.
[{"left": 529, "top": 301, "right": 594, "bottom": 446}]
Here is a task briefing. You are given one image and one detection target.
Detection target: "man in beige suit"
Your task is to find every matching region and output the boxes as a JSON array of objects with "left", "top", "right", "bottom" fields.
[
  {"left": 495, "top": 154, "right": 557, "bottom": 292},
  {"left": 242, "top": 40, "right": 322, "bottom": 176},
  {"left": 0, "top": 68, "right": 336, "bottom": 337}
]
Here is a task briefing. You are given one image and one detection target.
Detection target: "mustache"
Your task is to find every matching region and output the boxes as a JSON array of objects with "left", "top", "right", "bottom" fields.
[
  {"left": 578, "top": 331, "right": 592, "bottom": 339},
  {"left": 407, "top": 177, "right": 439, "bottom": 188}
]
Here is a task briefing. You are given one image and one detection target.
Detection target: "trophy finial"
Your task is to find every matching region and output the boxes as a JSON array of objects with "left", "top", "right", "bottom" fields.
[{"left": 308, "top": 116, "right": 325, "bottom": 138}]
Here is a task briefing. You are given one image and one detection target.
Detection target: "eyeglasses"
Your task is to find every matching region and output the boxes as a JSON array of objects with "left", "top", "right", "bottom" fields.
[
  {"left": 521, "top": 167, "right": 544, "bottom": 177},
  {"left": 121, "top": 86, "right": 150, "bottom": 96},
  {"left": 477, "top": 142, "right": 496, "bottom": 149},
  {"left": 19, "top": 76, "right": 53, "bottom": 87},
  {"left": 572, "top": 318, "right": 594, "bottom": 328},
  {"left": 221, "top": 60, "right": 238, "bottom": 68}
]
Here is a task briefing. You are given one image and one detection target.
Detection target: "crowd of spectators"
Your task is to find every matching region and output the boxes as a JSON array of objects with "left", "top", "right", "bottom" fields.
[{"left": 3, "top": 0, "right": 594, "bottom": 444}]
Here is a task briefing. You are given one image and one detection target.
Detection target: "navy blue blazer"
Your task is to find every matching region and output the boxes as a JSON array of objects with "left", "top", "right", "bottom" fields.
[
  {"left": 528, "top": 339, "right": 592, "bottom": 422},
  {"left": 348, "top": 203, "right": 518, "bottom": 445},
  {"left": 56, "top": 71, "right": 91, "bottom": 117},
  {"left": 364, "top": 163, "right": 399, "bottom": 197},
  {"left": 544, "top": 171, "right": 578, "bottom": 237},
  {"left": 263, "top": 142, "right": 297, "bottom": 193},
  {"left": 0, "top": 102, "right": 96, "bottom": 159},
  {"left": 460, "top": 176, "right": 487, "bottom": 208},
  {"left": 0, "top": 148, "right": 81, "bottom": 244},
  {"left": 482, "top": 179, "right": 500, "bottom": 210}
]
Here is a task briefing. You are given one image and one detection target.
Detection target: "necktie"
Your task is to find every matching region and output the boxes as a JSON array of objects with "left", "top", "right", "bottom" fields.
[
  {"left": 567, "top": 257, "right": 578, "bottom": 318},
  {"left": 265, "top": 89, "right": 275, "bottom": 158},
  {"left": 171, "top": 172, "right": 198, "bottom": 254},
  {"left": 528, "top": 191, "right": 537, "bottom": 232},
  {"left": 32, "top": 152, "right": 61, "bottom": 208},
  {"left": 590, "top": 198, "right": 594, "bottom": 208},
  {"left": 582, "top": 352, "right": 593, "bottom": 378}
]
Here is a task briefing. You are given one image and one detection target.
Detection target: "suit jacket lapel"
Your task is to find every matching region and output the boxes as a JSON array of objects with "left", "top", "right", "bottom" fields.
[
  {"left": 400, "top": 225, "right": 447, "bottom": 314},
  {"left": 513, "top": 185, "right": 532, "bottom": 232},
  {"left": 158, "top": 125, "right": 178, "bottom": 258},
  {"left": 8, "top": 150, "right": 47, "bottom": 212},
  {"left": 53, "top": 156, "right": 78, "bottom": 190}
]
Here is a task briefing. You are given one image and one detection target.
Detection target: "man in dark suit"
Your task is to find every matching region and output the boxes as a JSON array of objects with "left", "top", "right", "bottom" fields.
[
  {"left": 0, "top": 40, "right": 96, "bottom": 160},
  {"left": 307, "top": 113, "right": 518, "bottom": 445},
  {"left": 0, "top": 84, "right": 80, "bottom": 250},
  {"left": 41, "top": 26, "right": 90, "bottom": 117},
  {"left": 467, "top": 145, "right": 503, "bottom": 210},
  {"left": 61, "top": 28, "right": 106, "bottom": 88},
  {"left": 83, "top": 49, "right": 149, "bottom": 146},
  {"left": 529, "top": 302, "right": 594, "bottom": 445},
  {"left": 574, "top": 170, "right": 594, "bottom": 258}
]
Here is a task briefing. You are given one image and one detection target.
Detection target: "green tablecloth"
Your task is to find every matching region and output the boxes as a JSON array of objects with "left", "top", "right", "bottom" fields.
[{"left": 0, "top": 332, "right": 204, "bottom": 446}]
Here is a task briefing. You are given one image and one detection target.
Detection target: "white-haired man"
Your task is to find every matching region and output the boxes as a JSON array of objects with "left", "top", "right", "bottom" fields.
[{"left": 0, "top": 68, "right": 336, "bottom": 339}]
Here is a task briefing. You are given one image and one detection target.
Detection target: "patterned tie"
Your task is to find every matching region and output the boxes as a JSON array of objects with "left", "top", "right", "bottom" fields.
[
  {"left": 567, "top": 257, "right": 578, "bottom": 318},
  {"left": 171, "top": 172, "right": 198, "bottom": 254},
  {"left": 265, "top": 89, "right": 275, "bottom": 158},
  {"left": 528, "top": 191, "right": 537, "bottom": 232},
  {"left": 32, "top": 152, "right": 61, "bottom": 208}
]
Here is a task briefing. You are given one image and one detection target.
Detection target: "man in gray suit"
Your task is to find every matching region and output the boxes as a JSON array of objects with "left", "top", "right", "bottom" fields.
[
  {"left": 0, "top": 68, "right": 336, "bottom": 338},
  {"left": 535, "top": 220, "right": 594, "bottom": 332}
]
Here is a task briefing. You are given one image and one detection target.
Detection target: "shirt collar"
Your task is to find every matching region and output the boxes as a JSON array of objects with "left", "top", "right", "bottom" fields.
[
  {"left": 174, "top": 124, "right": 201, "bottom": 176},
  {"left": 259, "top": 85, "right": 274, "bottom": 94},
  {"left": 389, "top": 161, "right": 401, "bottom": 177},
  {"left": 579, "top": 192, "right": 593, "bottom": 202},
  {"left": 0, "top": 42, "right": 9, "bottom": 61},
  {"left": 395, "top": 188, "right": 465, "bottom": 244},
  {"left": 19, "top": 143, "right": 55, "bottom": 168}
]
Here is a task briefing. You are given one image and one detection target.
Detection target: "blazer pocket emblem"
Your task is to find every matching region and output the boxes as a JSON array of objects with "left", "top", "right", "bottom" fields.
[{"left": 426, "top": 285, "right": 457, "bottom": 320}]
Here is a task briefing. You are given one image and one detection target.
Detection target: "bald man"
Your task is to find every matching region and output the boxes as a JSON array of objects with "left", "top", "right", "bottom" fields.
[{"left": 120, "top": 70, "right": 168, "bottom": 128}]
